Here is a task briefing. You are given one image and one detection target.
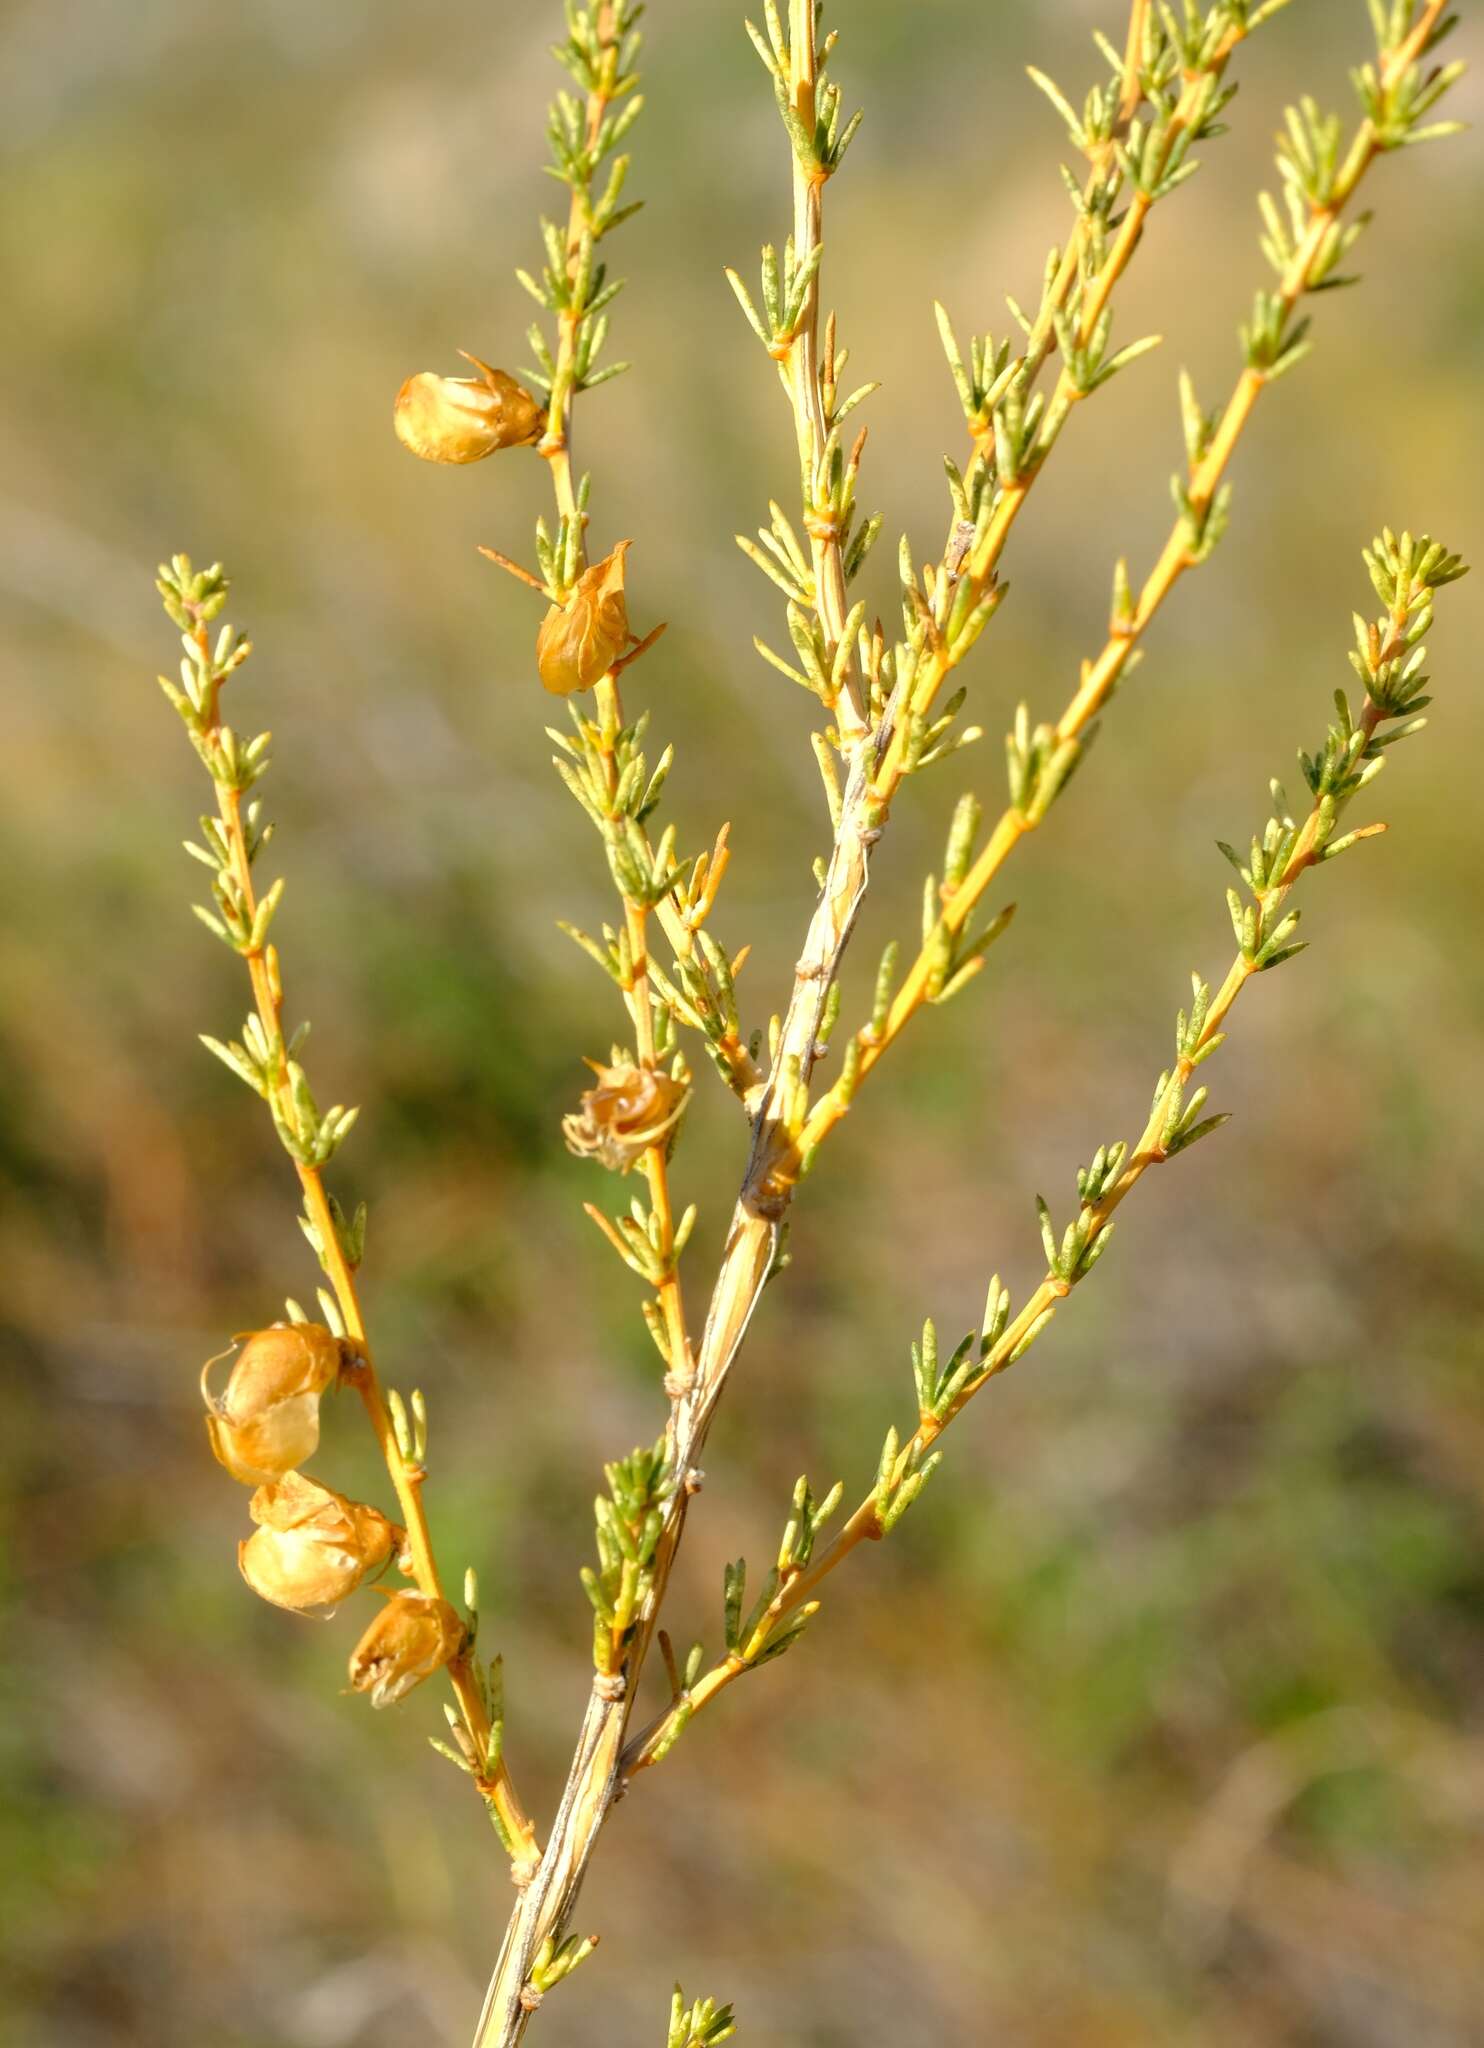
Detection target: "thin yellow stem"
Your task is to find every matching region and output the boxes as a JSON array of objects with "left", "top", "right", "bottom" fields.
[
  {"left": 643, "top": 1144, "right": 694, "bottom": 1388},
  {"left": 200, "top": 638, "right": 539, "bottom": 1872},
  {"left": 539, "top": 2, "right": 699, "bottom": 1400},
  {"left": 1002, "top": 0, "right": 1152, "bottom": 395},
  {"left": 623, "top": 902, "right": 656, "bottom": 1068},
  {"left": 541, "top": 0, "right": 620, "bottom": 542},
  {"left": 622, "top": 875, "right": 696, "bottom": 1394},
  {"left": 786, "top": 0, "right": 867, "bottom": 739},
  {"left": 589, "top": 666, "right": 697, "bottom": 1394},
  {"left": 890, "top": 29, "right": 1251, "bottom": 796},
  {"left": 539, "top": 6, "right": 759, "bottom": 1110}
]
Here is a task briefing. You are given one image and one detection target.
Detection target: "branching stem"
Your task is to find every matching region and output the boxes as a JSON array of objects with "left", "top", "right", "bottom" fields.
[
  {"left": 798, "top": 0, "right": 1448, "bottom": 1160},
  {"left": 624, "top": 592, "right": 1416, "bottom": 1775}
]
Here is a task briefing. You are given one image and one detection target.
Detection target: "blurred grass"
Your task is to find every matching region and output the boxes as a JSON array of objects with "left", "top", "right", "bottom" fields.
[{"left": 1, "top": 1, "right": 1482, "bottom": 2043}]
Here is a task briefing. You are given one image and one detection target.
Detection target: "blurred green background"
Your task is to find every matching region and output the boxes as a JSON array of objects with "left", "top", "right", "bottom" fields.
[{"left": 3, "top": 2, "right": 1482, "bottom": 2043}]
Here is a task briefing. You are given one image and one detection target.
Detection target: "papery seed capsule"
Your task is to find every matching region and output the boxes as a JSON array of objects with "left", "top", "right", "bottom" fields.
[
  {"left": 393, "top": 353, "right": 545, "bottom": 464},
  {"left": 348, "top": 1590, "right": 465, "bottom": 1708},
  {"left": 202, "top": 1324, "right": 344, "bottom": 1487},
  {"left": 562, "top": 1061, "right": 689, "bottom": 1172},
  {"left": 536, "top": 542, "right": 632, "bottom": 696},
  {"left": 238, "top": 1472, "right": 398, "bottom": 1615}
]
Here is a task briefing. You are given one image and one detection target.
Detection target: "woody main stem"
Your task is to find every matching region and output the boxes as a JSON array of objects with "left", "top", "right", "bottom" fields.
[
  {"left": 475, "top": 0, "right": 1163, "bottom": 2020},
  {"left": 473, "top": 6, "right": 863, "bottom": 2030}
]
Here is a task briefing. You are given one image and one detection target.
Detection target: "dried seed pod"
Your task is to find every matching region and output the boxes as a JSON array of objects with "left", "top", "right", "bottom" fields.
[
  {"left": 562, "top": 1061, "right": 689, "bottom": 1172},
  {"left": 536, "top": 541, "right": 632, "bottom": 696},
  {"left": 347, "top": 1590, "right": 465, "bottom": 1708},
  {"left": 238, "top": 1472, "right": 398, "bottom": 1615},
  {"left": 393, "top": 353, "right": 545, "bottom": 464},
  {"left": 202, "top": 1324, "right": 344, "bottom": 1486}
]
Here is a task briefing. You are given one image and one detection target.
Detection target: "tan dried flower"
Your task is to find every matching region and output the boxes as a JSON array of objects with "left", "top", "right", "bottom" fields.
[
  {"left": 536, "top": 541, "right": 632, "bottom": 696},
  {"left": 238, "top": 1472, "right": 398, "bottom": 1615},
  {"left": 347, "top": 1590, "right": 465, "bottom": 1708},
  {"left": 562, "top": 1060, "right": 689, "bottom": 1172},
  {"left": 202, "top": 1324, "right": 344, "bottom": 1486},
  {"left": 393, "top": 353, "right": 545, "bottom": 464}
]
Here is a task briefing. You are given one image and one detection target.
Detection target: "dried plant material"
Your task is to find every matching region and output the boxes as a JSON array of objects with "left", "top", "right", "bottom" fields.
[
  {"left": 238, "top": 1472, "right": 398, "bottom": 1614},
  {"left": 393, "top": 354, "right": 544, "bottom": 464},
  {"left": 536, "top": 542, "right": 631, "bottom": 696},
  {"left": 563, "top": 1061, "right": 688, "bottom": 1171},
  {"left": 348, "top": 1590, "right": 465, "bottom": 1708},
  {"left": 146, "top": 0, "right": 1468, "bottom": 2039},
  {"left": 202, "top": 1325, "right": 343, "bottom": 1486}
]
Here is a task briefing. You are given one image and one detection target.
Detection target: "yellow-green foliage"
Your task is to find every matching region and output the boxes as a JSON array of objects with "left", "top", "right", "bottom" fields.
[{"left": 117, "top": 2, "right": 1479, "bottom": 2043}]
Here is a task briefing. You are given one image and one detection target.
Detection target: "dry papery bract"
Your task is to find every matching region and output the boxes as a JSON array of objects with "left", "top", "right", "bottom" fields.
[
  {"left": 239, "top": 1472, "right": 400, "bottom": 1615},
  {"left": 201, "top": 1323, "right": 344, "bottom": 1486},
  {"left": 151, "top": 0, "right": 1467, "bottom": 2042},
  {"left": 349, "top": 1591, "right": 467, "bottom": 1708},
  {"left": 536, "top": 542, "right": 633, "bottom": 696},
  {"left": 394, "top": 354, "right": 546, "bottom": 464}
]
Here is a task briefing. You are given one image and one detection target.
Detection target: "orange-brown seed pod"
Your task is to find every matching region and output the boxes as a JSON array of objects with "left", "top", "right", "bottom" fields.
[
  {"left": 202, "top": 1324, "right": 344, "bottom": 1487},
  {"left": 238, "top": 1473, "right": 398, "bottom": 1615},
  {"left": 347, "top": 1590, "right": 465, "bottom": 1708},
  {"left": 561, "top": 1061, "right": 690, "bottom": 1172},
  {"left": 393, "top": 353, "right": 545, "bottom": 465},
  {"left": 535, "top": 542, "right": 632, "bottom": 696}
]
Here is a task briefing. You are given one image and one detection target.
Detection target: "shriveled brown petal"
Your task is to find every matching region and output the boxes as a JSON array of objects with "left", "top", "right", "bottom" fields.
[
  {"left": 536, "top": 542, "right": 632, "bottom": 696},
  {"left": 563, "top": 1061, "right": 689, "bottom": 1171},
  {"left": 348, "top": 1591, "right": 465, "bottom": 1709}
]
